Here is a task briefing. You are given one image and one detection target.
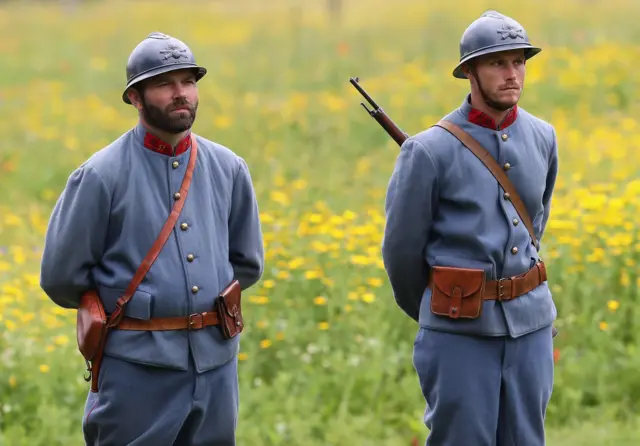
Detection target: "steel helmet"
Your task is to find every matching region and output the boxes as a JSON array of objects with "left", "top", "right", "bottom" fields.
[
  {"left": 122, "top": 32, "right": 207, "bottom": 104},
  {"left": 453, "top": 10, "right": 541, "bottom": 79}
]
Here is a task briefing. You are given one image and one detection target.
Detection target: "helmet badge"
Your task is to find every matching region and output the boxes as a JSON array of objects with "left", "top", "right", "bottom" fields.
[
  {"left": 497, "top": 25, "right": 525, "bottom": 40},
  {"left": 160, "top": 43, "right": 188, "bottom": 61}
]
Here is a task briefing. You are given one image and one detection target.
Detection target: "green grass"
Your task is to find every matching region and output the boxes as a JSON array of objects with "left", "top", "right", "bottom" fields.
[{"left": 546, "top": 416, "right": 640, "bottom": 445}]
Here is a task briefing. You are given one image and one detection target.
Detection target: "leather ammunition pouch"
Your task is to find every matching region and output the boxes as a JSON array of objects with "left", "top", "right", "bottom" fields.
[
  {"left": 430, "top": 266, "right": 486, "bottom": 319},
  {"left": 77, "top": 290, "right": 108, "bottom": 389},
  {"left": 215, "top": 280, "right": 244, "bottom": 339},
  {"left": 429, "top": 261, "right": 547, "bottom": 320},
  {"left": 77, "top": 290, "right": 107, "bottom": 362}
]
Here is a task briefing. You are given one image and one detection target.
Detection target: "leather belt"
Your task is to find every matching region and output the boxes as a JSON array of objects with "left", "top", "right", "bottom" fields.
[
  {"left": 483, "top": 261, "right": 547, "bottom": 301},
  {"left": 113, "top": 311, "right": 220, "bottom": 331}
]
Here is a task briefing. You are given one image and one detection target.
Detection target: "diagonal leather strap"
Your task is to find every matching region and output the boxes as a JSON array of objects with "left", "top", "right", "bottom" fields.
[
  {"left": 433, "top": 120, "right": 539, "bottom": 251},
  {"left": 106, "top": 134, "right": 199, "bottom": 328}
]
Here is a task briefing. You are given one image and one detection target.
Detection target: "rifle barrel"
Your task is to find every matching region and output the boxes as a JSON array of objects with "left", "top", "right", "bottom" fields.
[{"left": 349, "top": 77, "right": 380, "bottom": 110}]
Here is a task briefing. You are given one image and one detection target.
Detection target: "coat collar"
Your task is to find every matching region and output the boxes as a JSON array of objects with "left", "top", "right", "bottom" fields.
[
  {"left": 133, "top": 122, "right": 192, "bottom": 156},
  {"left": 460, "top": 94, "right": 518, "bottom": 130}
]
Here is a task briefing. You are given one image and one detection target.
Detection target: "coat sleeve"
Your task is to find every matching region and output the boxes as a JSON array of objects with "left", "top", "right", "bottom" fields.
[
  {"left": 539, "top": 127, "right": 559, "bottom": 244},
  {"left": 40, "top": 163, "right": 111, "bottom": 309},
  {"left": 228, "top": 157, "right": 264, "bottom": 290},
  {"left": 382, "top": 138, "right": 439, "bottom": 321}
]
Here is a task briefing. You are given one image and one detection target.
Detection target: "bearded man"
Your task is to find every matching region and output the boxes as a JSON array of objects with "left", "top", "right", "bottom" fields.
[
  {"left": 40, "top": 32, "right": 264, "bottom": 445},
  {"left": 382, "top": 11, "right": 559, "bottom": 446}
]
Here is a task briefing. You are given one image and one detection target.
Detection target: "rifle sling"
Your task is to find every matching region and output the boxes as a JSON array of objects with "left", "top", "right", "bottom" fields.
[{"left": 433, "top": 120, "right": 539, "bottom": 251}]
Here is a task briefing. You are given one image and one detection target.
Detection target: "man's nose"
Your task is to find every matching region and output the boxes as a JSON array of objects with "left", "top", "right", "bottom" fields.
[
  {"left": 172, "top": 83, "right": 188, "bottom": 99},
  {"left": 505, "top": 63, "right": 518, "bottom": 79}
]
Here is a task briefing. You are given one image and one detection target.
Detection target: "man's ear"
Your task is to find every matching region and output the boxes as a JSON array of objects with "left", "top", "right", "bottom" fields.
[
  {"left": 127, "top": 88, "right": 144, "bottom": 110},
  {"left": 461, "top": 62, "right": 473, "bottom": 80}
]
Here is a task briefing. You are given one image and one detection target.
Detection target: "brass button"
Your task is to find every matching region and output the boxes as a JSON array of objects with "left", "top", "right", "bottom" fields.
[
  {"left": 511, "top": 247, "right": 519, "bottom": 254},
  {"left": 191, "top": 285, "right": 199, "bottom": 294},
  {"left": 504, "top": 192, "right": 511, "bottom": 200},
  {"left": 512, "top": 218, "right": 519, "bottom": 226},
  {"left": 501, "top": 133, "right": 508, "bottom": 141},
  {"left": 173, "top": 192, "right": 181, "bottom": 200},
  {"left": 180, "top": 222, "right": 188, "bottom": 231},
  {"left": 503, "top": 162, "right": 511, "bottom": 170},
  {"left": 187, "top": 254, "right": 195, "bottom": 262},
  {"left": 172, "top": 161, "right": 179, "bottom": 169}
]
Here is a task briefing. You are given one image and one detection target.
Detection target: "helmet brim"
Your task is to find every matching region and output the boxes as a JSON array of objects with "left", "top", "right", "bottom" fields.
[
  {"left": 122, "top": 64, "right": 207, "bottom": 104},
  {"left": 452, "top": 44, "right": 541, "bottom": 79}
]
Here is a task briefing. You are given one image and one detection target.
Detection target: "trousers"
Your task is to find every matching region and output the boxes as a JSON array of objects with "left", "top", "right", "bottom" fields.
[
  {"left": 82, "top": 352, "right": 239, "bottom": 446},
  {"left": 413, "top": 324, "right": 554, "bottom": 446}
]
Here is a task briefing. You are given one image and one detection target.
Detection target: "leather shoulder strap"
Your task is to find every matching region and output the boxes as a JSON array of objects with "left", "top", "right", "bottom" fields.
[
  {"left": 107, "top": 134, "right": 199, "bottom": 327},
  {"left": 433, "top": 120, "right": 539, "bottom": 251}
]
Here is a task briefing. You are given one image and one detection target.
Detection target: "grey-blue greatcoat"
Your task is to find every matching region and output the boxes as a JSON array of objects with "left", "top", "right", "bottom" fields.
[
  {"left": 40, "top": 122, "right": 264, "bottom": 444},
  {"left": 382, "top": 95, "right": 558, "bottom": 335},
  {"left": 382, "top": 95, "right": 558, "bottom": 445}
]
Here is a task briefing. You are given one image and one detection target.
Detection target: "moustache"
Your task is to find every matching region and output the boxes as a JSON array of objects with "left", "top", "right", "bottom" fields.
[{"left": 168, "top": 101, "right": 195, "bottom": 113}]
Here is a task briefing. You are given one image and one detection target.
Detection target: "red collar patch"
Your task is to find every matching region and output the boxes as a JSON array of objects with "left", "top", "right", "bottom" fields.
[
  {"left": 143, "top": 132, "right": 192, "bottom": 156},
  {"left": 468, "top": 105, "right": 518, "bottom": 130}
]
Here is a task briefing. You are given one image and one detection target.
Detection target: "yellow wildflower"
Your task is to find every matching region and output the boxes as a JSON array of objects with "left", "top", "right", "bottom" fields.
[
  {"left": 599, "top": 321, "right": 608, "bottom": 331},
  {"left": 362, "top": 293, "right": 376, "bottom": 303},
  {"left": 249, "top": 296, "right": 269, "bottom": 304},
  {"left": 305, "top": 270, "right": 322, "bottom": 279}
]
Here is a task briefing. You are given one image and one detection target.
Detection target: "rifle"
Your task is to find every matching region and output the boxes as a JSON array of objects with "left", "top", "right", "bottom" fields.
[{"left": 349, "top": 76, "right": 409, "bottom": 146}]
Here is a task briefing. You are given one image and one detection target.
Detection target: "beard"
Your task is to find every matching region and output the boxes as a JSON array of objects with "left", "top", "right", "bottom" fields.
[
  {"left": 479, "top": 81, "right": 522, "bottom": 111},
  {"left": 480, "top": 87, "right": 521, "bottom": 111},
  {"left": 140, "top": 96, "right": 198, "bottom": 134}
]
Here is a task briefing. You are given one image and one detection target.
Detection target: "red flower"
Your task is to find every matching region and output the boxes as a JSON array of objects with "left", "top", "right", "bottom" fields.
[{"left": 336, "top": 41, "right": 350, "bottom": 56}]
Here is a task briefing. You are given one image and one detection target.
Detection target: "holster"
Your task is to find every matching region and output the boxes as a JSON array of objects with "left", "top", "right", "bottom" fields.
[
  {"left": 429, "top": 266, "right": 486, "bottom": 319},
  {"left": 76, "top": 290, "right": 108, "bottom": 393},
  {"left": 215, "top": 280, "right": 244, "bottom": 339}
]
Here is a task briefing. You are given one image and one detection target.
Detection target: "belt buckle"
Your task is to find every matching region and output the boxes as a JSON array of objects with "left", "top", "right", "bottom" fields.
[
  {"left": 497, "top": 278, "right": 509, "bottom": 301},
  {"left": 188, "top": 313, "right": 204, "bottom": 330}
]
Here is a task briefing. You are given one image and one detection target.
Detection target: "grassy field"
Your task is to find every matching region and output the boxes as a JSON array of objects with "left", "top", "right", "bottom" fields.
[{"left": 2, "top": 0, "right": 640, "bottom": 444}]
